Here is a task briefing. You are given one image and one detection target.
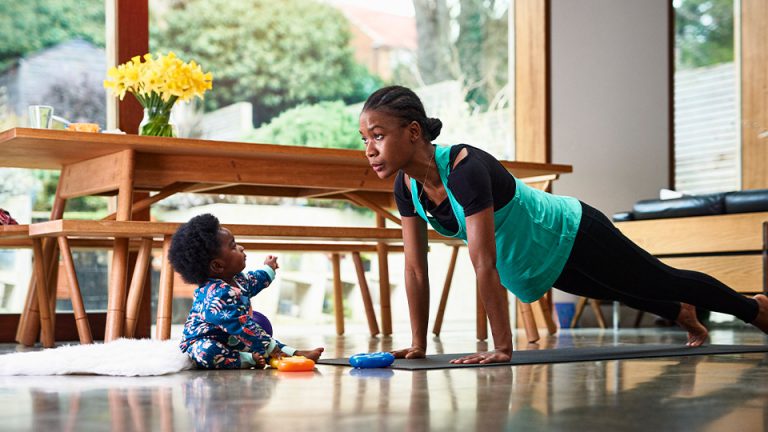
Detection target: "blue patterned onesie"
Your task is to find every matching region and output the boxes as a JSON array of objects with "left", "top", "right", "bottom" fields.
[{"left": 179, "top": 266, "right": 295, "bottom": 369}]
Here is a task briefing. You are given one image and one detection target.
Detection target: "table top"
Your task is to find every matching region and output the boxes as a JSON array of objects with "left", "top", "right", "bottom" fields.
[
  {"left": 0, "top": 128, "right": 572, "bottom": 175},
  {"left": 0, "top": 128, "right": 572, "bottom": 202}
]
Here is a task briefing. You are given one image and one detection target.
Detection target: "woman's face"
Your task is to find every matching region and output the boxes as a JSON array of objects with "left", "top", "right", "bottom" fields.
[{"left": 359, "top": 109, "right": 417, "bottom": 179}]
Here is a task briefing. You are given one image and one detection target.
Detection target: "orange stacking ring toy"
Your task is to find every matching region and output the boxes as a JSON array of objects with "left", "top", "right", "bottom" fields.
[{"left": 269, "top": 356, "right": 315, "bottom": 372}]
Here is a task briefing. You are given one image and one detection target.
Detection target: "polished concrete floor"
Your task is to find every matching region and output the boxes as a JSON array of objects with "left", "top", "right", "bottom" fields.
[{"left": 1, "top": 325, "right": 767, "bottom": 432}]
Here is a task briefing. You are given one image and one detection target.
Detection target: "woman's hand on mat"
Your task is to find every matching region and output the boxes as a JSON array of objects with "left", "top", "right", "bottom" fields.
[
  {"left": 391, "top": 346, "right": 426, "bottom": 359},
  {"left": 449, "top": 350, "right": 511, "bottom": 364}
]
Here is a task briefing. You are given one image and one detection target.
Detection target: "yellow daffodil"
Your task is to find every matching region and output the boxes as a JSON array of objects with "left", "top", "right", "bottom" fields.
[{"left": 103, "top": 52, "right": 213, "bottom": 137}]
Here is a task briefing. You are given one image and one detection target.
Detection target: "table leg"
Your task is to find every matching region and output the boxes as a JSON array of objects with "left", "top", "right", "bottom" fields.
[{"left": 104, "top": 149, "right": 135, "bottom": 342}]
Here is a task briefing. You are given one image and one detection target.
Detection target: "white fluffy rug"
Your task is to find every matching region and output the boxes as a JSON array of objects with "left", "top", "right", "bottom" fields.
[{"left": 0, "top": 338, "right": 194, "bottom": 376}]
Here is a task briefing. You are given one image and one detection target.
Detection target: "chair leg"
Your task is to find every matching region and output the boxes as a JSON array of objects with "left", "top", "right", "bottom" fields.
[
  {"left": 17, "top": 238, "right": 59, "bottom": 346},
  {"left": 17, "top": 193, "right": 66, "bottom": 345},
  {"left": 589, "top": 299, "right": 607, "bottom": 329},
  {"left": 57, "top": 237, "right": 93, "bottom": 344},
  {"left": 519, "top": 300, "right": 540, "bottom": 343},
  {"left": 156, "top": 235, "right": 174, "bottom": 340},
  {"left": 570, "top": 297, "right": 588, "bottom": 328},
  {"left": 32, "top": 239, "right": 54, "bottom": 348},
  {"left": 536, "top": 292, "right": 558, "bottom": 335},
  {"left": 352, "top": 252, "right": 379, "bottom": 337},
  {"left": 433, "top": 245, "right": 460, "bottom": 337},
  {"left": 633, "top": 310, "right": 645, "bottom": 328},
  {"left": 125, "top": 238, "right": 153, "bottom": 338},
  {"left": 331, "top": 253, "right": 344, "bottom": 336}
]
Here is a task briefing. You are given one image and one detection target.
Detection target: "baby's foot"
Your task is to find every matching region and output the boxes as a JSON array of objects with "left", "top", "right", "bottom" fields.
[
  {"left": 676, "top": 303, "right": 709, "bottom": 347},
  {"left": 750, "top": 294, "right": 768, "bottom": 334},
  {"left": 295, "top": 347, "right": 325, "bottom": 362},
  {"left": 252, "top": 352, "right": 266, "bottom": 368}
]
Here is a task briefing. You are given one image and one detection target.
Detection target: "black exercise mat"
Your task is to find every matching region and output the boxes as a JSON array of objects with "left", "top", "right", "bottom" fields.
[{"left": 317, "top": 344, "right": 768, "bottom": 370}]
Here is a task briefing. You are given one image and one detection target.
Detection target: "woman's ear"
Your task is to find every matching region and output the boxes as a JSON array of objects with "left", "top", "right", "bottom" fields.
[
  {"left": 408, "top": 120, "right": 422, "bottom": 143},
  {"left": 209, "top": 258, "right": 224, "bottom": 275}
]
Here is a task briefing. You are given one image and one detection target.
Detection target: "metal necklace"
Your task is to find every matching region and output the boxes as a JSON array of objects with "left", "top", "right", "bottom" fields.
[{"left": 418, "top": 151, "right": 434, "bottom": 204}]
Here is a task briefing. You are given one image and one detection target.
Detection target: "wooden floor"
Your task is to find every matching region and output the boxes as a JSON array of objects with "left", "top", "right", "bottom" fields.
[{"left": 1, "top": 324, "right": 767, "bottom": 431}]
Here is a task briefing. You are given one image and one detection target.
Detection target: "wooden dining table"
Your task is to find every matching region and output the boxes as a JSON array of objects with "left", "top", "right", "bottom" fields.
[{"left": 0, "top": 127, "right": 573, "bottom": 344}]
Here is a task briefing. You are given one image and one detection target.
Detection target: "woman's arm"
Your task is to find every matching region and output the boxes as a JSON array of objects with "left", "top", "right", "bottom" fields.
[
  {"left": 451, "top": 206, "right": 513, "bottom": 364},
  {"left": 391, "top": 214, "right": 431, "bottom": 359}
]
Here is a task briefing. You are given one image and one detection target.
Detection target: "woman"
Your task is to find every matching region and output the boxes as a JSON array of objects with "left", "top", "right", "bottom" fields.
[{"left": 359, "top": 85, "right": 768, "bottom": 365}]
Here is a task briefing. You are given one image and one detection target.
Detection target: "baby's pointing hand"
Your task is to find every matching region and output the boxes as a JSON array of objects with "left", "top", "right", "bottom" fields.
[{"left": 264, "top": 255, "right": 279, "bottom": 270}]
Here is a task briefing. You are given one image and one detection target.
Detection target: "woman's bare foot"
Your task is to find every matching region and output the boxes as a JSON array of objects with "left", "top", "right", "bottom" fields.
[
  {"left": 676, "top": 303, "right": 708, "bottom": 347},
  {"left": 295, "top": 348, "right": 324, "bottom": 362},
  {"left": 750, "top": 294, "right": 768, "bottom": 334}
]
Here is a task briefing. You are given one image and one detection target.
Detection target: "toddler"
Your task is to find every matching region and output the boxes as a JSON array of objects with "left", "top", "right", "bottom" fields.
[{"left": 169, "top": 213, "right": 323, "bottom": 369}]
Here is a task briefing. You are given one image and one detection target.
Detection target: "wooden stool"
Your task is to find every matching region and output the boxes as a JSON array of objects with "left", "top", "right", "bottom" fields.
[{"left": 570, "top": 297, "right": 607, "bottom": 329}]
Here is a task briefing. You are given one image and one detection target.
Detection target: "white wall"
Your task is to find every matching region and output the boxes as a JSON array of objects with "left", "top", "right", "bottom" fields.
[{"left": 550, "top": 0, "right": 670, "bottom": 216}]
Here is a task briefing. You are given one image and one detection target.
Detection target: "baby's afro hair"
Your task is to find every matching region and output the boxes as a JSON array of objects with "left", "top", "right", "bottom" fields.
[{"left": 168, "top": 213, "right": 222, "bottom": 285}]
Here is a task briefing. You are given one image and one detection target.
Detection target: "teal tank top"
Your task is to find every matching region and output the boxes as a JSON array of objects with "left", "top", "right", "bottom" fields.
[{"left": 410, "top": 145, "right": 582, "bottom": 303}]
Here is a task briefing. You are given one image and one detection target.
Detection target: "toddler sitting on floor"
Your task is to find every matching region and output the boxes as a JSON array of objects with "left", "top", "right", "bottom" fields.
[{"left": 169, "top": 213, "right": 323, "bottom": 369}]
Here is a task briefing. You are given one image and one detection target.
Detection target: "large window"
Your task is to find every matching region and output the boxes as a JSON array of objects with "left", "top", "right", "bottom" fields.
[
  {"left": 149, "top": 0, "right": 512, "bottom": 157},
  {"left": 0, "top": 1, "right": 109, "bottom": 314},
  {"left": 148, "top": 0, "right": 513, "bottom": 323},
  {"left": 673, "top": 0, "right": 739, "bottom": 194}
]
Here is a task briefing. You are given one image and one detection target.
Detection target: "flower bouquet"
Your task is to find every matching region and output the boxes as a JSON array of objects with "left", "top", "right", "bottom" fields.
[{"left": 103, "top": 52, "right": 213, "bottom": 137}]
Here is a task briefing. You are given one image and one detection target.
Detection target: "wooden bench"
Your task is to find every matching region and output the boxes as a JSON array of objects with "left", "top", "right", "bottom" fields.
[
  {"left": 611, "top": 212, "right": 768, "bottom": 326},
  {"left": 22, "top": 219, "right": 462, "bottom": 347},
  {"left": 615, "top": 212, "right": 768, "bottom": 294}
]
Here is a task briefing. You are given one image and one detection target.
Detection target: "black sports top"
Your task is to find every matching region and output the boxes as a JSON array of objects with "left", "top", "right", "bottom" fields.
[{"left": 394, "top": 144, "right": 517, "bottom": 232}]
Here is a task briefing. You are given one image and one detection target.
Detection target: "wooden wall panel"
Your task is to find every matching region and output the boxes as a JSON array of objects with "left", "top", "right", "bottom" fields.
[
  {"left": 106, "top": 0, "right": 148, "bottom": 134},
  {"left": 741, "top": 0, "right": 768, "bottom": 189},
  {"left": 515, "top": 0, "right": 550, "bottom": 163}
]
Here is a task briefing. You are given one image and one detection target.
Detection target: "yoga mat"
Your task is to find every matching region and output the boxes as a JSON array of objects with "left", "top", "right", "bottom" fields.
[{"left": 318, "top": 344, "right": 768, "bottom": 370}]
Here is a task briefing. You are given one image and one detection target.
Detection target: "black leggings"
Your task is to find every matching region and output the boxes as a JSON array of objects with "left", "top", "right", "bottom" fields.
[{"left": 553, "top": 202, "right": 759, "bottom": 323}]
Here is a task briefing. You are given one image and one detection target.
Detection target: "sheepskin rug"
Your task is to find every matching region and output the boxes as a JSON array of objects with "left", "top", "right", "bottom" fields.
[{"left": 0, "top": 338, "right": 194, "bottom": 376}]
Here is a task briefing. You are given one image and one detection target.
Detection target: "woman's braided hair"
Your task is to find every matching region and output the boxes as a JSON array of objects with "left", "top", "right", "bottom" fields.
[{"left": 362, "top": 85, "right": 443, "bottom": 141}]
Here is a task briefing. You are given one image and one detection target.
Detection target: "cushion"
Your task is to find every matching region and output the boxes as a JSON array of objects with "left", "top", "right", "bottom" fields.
[
  {"left": 632, "top": 193, "right": 726, "bottom": 220},
  {"left": 611, "top": 212, "right": 634, "bottom": 222},
  {"left": 724, "top": 189, "right": 768, "bottom": 214}
]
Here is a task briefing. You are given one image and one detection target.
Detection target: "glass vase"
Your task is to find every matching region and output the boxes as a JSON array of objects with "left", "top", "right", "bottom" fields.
[{"left": 139, "top": 106, "right": 177, "bottom": 137}]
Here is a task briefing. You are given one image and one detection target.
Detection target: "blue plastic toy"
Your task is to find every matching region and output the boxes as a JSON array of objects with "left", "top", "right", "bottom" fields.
[
  {"left": 349, "top": 352, "right": 395, "bottom": 368},
  {"left": 251, "top": 310, "right": 273, "bottom": 336}
]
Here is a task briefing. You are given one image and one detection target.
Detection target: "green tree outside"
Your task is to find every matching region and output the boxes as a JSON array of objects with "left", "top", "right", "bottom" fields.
[
  {"left": 0, "top": 0, "right": 105, "bottom": 70},
  {"left": 244, "top": 101, "right": 362, "bottom": 150},
  {"left": 151, "top": 0, "right": 381, "bottom": 126},
  {"left": 674, "top": 0, "right": 734, "bottom": 69}
]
